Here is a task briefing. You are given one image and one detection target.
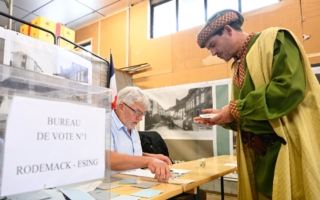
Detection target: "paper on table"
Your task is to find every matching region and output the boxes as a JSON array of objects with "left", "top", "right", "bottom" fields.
[
  {"left": 103, "top": 177, "right": 121, "bottom": 183},
  {"left": 74, "top": 181, "right": 102, "bottom": 192},
  {"left": 90, "top": 191, "right": 119, "bottom": 199},
  {"left": 60, "top": 188, "right": 95, "bottom": 200},
  {"left": 130, "top": 181, "right": 159, "bottom": 189},
  {"left": 131, "top": 189, "right": 163, "bottom": 198},
  {"left": 112, "top": 195, "right": 140, "bottom": 200},
  {"left": 120, "top": 169, "right": 155, "bottom": 178},
  {"left": 6, "top": 189, "right": 65, "bottom": 200},
  {"left": 97, "top": 183, "right": 121, "bottom": 190},
  {"left": 120, "top": 168, "right": 190, "bottom": 178},
  {"left": 118, "top": 178, "right": 138, "bottom": 184}
]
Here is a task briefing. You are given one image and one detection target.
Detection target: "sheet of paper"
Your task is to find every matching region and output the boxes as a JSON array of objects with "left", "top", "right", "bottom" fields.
[
  {"left": 88, "top": 189, "right": 103, "bottom": 195},
  {"left": 42, "top": 189, "right": 66, "bottom": 200},
  {"left": 75, "top": 181, "right": 102, "bottom": 192},
  {"left": 111, "top": 195, "right": 140, "bottom": 200},
  {"left": 118, "top": 178, "right": 138, "bottom": 184},
  {"left": 97, "top": 183, "right": 121, "bottom": 190},
  {"left": 6, "top": 189, "right": 65, "bottom": 200},
  {"left": 90, "top": 191, "right": 119, "bottom": 200},
  {"left": 131, "top": 189, "right": 163, "bottom": 198},
  {"left": 60, "top": 188, "right": 95, "bottom": 200},
  {"left": 130, "top": 181, "right": 159, "bottom": 189},
  {"left": 120, "top": 168, "right": 190, "bottom": 179},
  {"left": 120, "top": 169, "right": 155, "bottom": 178},
  {"left": 103, "top": 177, "right": 121, "bottom": 183}
]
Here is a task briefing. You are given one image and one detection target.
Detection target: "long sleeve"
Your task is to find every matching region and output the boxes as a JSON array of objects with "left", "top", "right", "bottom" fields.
[{"left": 235, "top": 31, "right": 306, "bottom": 121}]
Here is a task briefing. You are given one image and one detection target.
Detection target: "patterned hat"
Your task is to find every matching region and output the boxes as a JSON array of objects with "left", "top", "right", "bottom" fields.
[{"left": 197, "top": 9, "right": 244, "bottom": 48}]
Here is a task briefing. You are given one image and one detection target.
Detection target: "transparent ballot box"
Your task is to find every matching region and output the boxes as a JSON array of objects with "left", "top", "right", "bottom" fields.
[{"left": 0, "top": 64, "right": 112, "bottom": 198}]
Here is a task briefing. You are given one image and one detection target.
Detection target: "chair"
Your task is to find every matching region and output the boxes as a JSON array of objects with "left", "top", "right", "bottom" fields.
[{"left": 138, "top": 131, "right": 173, "bottom": 163}]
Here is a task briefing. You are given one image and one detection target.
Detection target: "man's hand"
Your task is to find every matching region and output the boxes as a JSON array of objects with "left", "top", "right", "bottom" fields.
[
  {"left": 144, "top": 153, "right": 172, "bottom": 165},
  {"left": 194, "top": 108, "right": 221, "bottom": 126},
  {"left": 146, "top": 157, "right": 172, "bottom": 182},
  {"left": 194, "top": 106, "right": 235, "bottom": 126}
]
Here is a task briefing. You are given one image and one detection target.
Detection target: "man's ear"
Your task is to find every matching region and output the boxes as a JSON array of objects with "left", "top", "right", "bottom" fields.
[
  {"left": 118, "top": 103, "right": 124, "bottom": 111},
  {"left": 224, "top": 25, "right": 233, "bottom": 36}
]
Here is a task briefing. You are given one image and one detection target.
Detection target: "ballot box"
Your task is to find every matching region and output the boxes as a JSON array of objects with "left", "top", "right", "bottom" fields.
[{"left": 0, "top": 64, "right": 112, "bottom": 198}]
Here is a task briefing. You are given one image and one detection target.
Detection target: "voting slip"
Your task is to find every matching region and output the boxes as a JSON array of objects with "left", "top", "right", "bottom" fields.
[
  {"left": 131, "top": 189, "right": 163, "bottom": 198},
  {"left": 90, "top": 191, "right": 119, "bottom": 200},
  {"left": 111, "top": 195, "right": 140, "bottom": 200},
  {"left": 118, "top": 178, "right": 138, "bottom": 184},
  {"left": 60, "top": 188, "right": 95, "bottom": 200},
  {"left": 130, "top": 181, "right": 159, "bottom": 189},
  {"left": 103, "top": 177, "right": 121, "bottom": 183},
  {"left": 120, "top": 168, "right": 190, "bottom": 178},
  {"left": 97, "top": 183, "right": 121, "bottom": 190},
  {"left": 6, "top": 189, "right": 65, "bottom": 200}
]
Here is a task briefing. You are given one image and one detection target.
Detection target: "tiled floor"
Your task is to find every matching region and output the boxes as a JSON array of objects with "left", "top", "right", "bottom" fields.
[{"left": 207, "top": 193, "right": 237, "bottom": 200}]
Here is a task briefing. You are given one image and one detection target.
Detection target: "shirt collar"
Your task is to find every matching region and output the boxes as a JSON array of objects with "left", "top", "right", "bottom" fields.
[{"left": 111, "top": 109, "right": 136, "bottom": 132}]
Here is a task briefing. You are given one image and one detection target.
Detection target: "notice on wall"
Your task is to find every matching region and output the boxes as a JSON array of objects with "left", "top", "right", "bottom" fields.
[{"left": 1, "top": 96, "right": 106, "bottom": 196}]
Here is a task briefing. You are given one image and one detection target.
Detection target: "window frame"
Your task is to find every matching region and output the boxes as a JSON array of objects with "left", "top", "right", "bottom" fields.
[{"left": 150, "top": 0, "right": 281, "bottom": 38}]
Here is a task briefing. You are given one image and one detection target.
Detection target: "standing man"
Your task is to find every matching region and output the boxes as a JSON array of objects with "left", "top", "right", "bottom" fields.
[
  {"left": 194, "top": 9, "right": 320, "bottom": 200},
  {"left": 110, "top": 86, "right": 172, "bottom": 182}
]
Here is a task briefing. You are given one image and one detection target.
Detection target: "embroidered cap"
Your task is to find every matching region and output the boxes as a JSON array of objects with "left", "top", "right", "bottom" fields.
[{"left": 197, "top": 9, "right": 244, "bottom": 48}]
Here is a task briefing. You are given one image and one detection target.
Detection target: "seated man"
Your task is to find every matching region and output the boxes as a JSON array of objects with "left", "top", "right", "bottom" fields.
[{"left": 110, "top": 86, "right": 172, "bottom": 182}]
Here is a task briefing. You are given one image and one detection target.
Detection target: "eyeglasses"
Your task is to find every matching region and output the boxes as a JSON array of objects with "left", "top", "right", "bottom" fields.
[{"left": 123, "top": 102, "right": 146, "bottom": 117}]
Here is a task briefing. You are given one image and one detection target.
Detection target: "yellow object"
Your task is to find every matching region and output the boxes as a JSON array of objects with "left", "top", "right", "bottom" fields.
[
  {"left": 30, "top": 16, "right": 56, "bottom": 44},
  {"left": 56, "top": 23, "right": 75, "bottom": 50},
  {"left": 19, "top": 24, "right": 30, "bottom": 35},
  {"left": 19, "top": 16, "right": 75, "bottom": 50},
  {"left": 237, "top": 27, "right": 320, "bottom": 200}
]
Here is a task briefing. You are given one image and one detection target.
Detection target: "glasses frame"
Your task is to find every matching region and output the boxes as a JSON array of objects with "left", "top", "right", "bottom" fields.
[{"left": 123, "top": 102, "right": 146, "bottom": 117}]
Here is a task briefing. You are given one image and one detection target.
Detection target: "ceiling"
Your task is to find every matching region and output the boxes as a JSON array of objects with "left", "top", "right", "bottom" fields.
[{"left": 0, "top": 0, "right": 142, "bottom": 32}]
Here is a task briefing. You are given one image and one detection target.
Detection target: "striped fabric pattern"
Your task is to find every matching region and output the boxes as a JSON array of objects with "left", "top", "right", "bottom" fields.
[{"left": 197, "top": 12, "right": 239, "bottom": 48}]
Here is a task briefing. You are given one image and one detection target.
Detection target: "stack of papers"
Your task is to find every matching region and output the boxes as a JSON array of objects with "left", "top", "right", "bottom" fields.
[
  {"left": 118, "top": 178, "right": 138, "bottom": 184},
  {"left": 131, "top": 189, "right": 163, "bottom": 198},
  {"left": 130, "top": 181, "right": 159, "bottom": 189},
  {"left": 120, "top": 168, "right": 190, "bottom": 178}
]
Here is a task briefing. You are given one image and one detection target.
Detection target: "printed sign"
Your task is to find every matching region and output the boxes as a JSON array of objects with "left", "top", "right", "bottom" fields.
[{"left": 1, "top": 96, "right": 106, "bottom": 196}]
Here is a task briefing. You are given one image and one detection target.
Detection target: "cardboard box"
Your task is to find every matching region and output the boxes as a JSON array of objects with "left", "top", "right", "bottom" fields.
[
  {"left": 19, "top": 24, "right": 30, "bottom": 36},
  {"left": 19, "top": 17, "right": 76, "bottom": 50},
  {"left": 56, "top": 23, "right": 75, "bottom": 50},
  {"left": 30, "top": 16, "right": 56, "bottom": 44}
]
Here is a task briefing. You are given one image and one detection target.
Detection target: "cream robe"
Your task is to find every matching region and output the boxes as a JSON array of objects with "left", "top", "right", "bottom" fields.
[{"left": 237, "top": 27, "right": 320, "bottom": 200}]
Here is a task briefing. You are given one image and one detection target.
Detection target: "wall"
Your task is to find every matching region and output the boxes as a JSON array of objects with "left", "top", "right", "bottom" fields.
[{"left": 75, "top": 0, "right": 320, "bottom": 90}]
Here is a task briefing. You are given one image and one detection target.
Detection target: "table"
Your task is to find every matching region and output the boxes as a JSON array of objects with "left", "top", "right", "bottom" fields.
[
  {"left": 109, "top": 155, "right": 236, "bottom": 200},
  {"left": 172, "top": 155, "right": 237, "bottom": 200},
  {"left": 110, "top": 174, "right": 183, "bottom": 200}
]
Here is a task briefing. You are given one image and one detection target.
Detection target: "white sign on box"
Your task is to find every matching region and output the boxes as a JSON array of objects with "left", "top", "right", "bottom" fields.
[{"left": 1, "top": 96, "right": 106, "bottom": 196}]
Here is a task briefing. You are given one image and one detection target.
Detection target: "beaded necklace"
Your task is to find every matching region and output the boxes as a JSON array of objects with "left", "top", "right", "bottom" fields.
[{"left": 233, "top": 32, "right": 255, "bottom": 88}]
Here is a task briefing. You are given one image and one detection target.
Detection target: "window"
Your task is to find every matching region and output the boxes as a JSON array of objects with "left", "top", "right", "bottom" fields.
[
  {"left": 150, "top": 0, "right": 281, "bottom": 38},
  {"left": 151, "top": 0, "right": 176, "bottom": 38},
  {"left": 178, "top": 0, "right": 204, "bottom": 31}
]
